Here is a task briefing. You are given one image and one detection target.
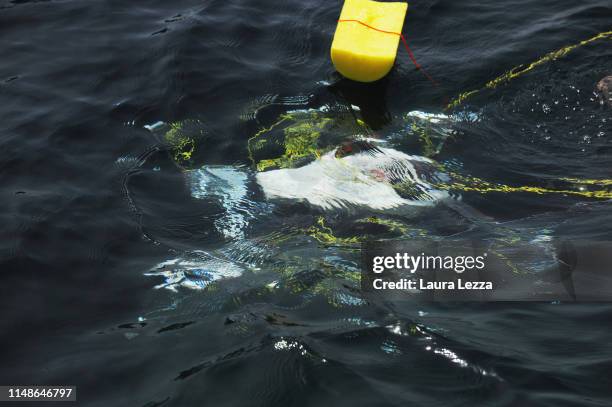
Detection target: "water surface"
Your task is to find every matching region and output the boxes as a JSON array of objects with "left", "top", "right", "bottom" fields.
[{"left": 1, "top": 0, "right": 611, "bottom": 405}]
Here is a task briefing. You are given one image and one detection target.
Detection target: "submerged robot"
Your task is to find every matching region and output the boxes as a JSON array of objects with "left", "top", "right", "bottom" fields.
[
  {"left": 141, "top": 104, "right": 476, "bottom": 292},
  {"left": 147, "top": 103, "right": 458, "bottom": 220}
]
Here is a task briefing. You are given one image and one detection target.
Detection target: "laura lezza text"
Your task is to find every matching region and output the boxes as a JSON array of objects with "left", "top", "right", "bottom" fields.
[{"left": 372, "top": 278, "right": 493, "bottom": 290}]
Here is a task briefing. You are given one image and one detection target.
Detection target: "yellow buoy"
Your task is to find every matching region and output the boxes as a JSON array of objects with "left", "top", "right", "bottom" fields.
[{"left": 331, "top": 0, "right": 408, "bottom": 82}]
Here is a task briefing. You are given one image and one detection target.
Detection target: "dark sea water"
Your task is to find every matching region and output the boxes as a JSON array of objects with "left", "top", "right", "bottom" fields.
[{"left": 1, "top": 0, "right": 612, "bottom": 406}]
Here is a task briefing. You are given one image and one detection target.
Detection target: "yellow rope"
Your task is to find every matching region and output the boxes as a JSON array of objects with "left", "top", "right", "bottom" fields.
[
  {"left": 435, "top": 170, "right": 612, "bottom": 199},
  {"left": 246, "top": 116, "right": 290, "bottom": 166},
  {"left": 446, "top": 30, "right": 612, "bottom": 110}
]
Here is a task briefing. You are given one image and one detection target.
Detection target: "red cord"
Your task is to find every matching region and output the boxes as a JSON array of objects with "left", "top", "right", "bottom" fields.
[{"left": 337, "top": 19, "right": 439, "bottom": 86}]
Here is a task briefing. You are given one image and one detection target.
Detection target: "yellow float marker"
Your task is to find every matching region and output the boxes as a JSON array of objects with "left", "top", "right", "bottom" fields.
[{"left": 331, "top": 0, "right": 408, "bottom": 82}]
